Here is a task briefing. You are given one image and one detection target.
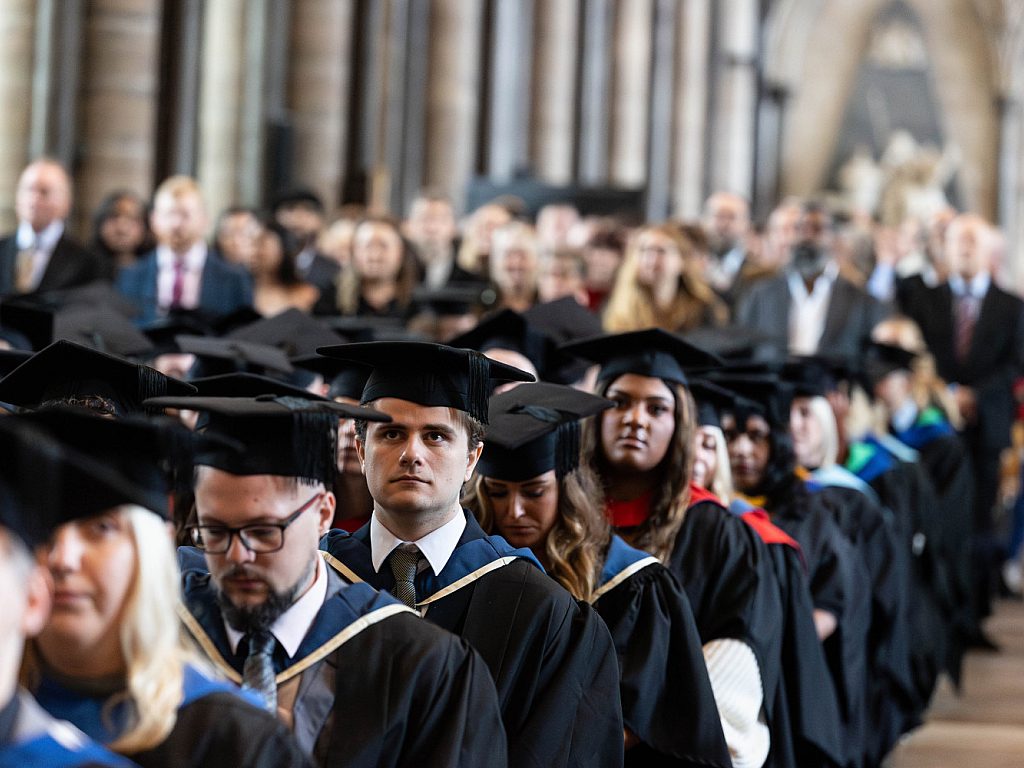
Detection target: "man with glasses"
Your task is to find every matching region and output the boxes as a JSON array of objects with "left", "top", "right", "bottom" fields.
[{"left": 150, "top": 394, "right": 507, "bottom": 768}]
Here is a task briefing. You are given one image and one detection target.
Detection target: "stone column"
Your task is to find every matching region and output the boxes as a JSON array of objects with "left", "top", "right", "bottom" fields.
[
  {"left": 577, "top": 0, "right": 614, "bottom": 185},
  {"left": 531, "top": 0, "right": 578, "bottom": 186},
  {"left": 487, "top": 0, "right": 534, "bottom": 181},
  {"left": 709, "top": 0, "right": 759, "bottom": 197},
  {"left": 287, "top": 0, "right": 354, "bottom": 213},
  {"left": 197, "top": 0, "right": 246, "bottom": 218},
  {"left": 610, "top": 0, "right": 652, "bottom": 187},
  {"left": 77, "top": 0, "right": 161, "bottom": 232},
  {"left": 672, "top": 0, "right": 712, "bottom": 218},
  {"left": 0, "top": 2, "right": 35, "bottom": 230}
]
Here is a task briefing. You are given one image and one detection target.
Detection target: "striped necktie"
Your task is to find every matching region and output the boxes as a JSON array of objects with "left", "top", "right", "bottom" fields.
[
  {"left": 241, "top": 630, "right": 278, "bottom": 712},
  {"left": 388, "top": 546, "right": 422, "bottom": 609},
  {"left": 954, "top": 294, "right": 978, "bottom": 363}
]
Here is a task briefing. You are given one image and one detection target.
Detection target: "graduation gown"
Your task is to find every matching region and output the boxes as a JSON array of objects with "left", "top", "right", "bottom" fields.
[
  {"left": 808, "top": 467, "right": 917, "bottom": 764},
  {"left": 179, "top": 557, "right": 507, "bottom": 768},
  {"left": 619, "top": 489, "right": 786, "bottom": 767},
  {"left": 592, "top": 535, "right": 731, "bottom": 768},
  {"left": 321, "top": 511, "right": 625, "bottom": 768},
  {"left": 893, "top": 407, "right": 976, "bottom": 679},
  {"left": 726, "top": 495, "right": 844, "bottom": 768},
  {"left": 0, "top": 690, "right": 134, "bottom": 768},
  {"left": 34, "top": 664, "right": 309, "bottom": 768},
  {"left": 761, "top": 481, "right": 871, "bottom": 768}
]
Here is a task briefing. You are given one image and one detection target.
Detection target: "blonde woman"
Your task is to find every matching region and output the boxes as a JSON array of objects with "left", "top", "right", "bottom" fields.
[
  {"left": 21, "top": 414, "right": 309, "bottom": 768},
  {"left": 603, "top": 223, "right": 726, "bottom": 334},
  {"left": 464, "top": 382, "right": 730, "bottom": 767}
]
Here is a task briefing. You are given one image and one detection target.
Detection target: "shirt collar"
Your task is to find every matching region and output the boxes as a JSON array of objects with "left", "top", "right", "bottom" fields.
[
  {"left": 157, "top": 242, "right": 207, "bottom": 270},
  {"left": 17, "top": 219, "right": 64, "bottom": 252},
  {"left": 224, "top": 554, "right": 328, "bottom": 658},
  {"left": 948, "top": 271, "right": 990, "bottom": 299},
  {"left": 369, "top": 508, "right": 467, "bottom": 577},
  {"left": 891, "top": 399, "right": 919, "bottom": 434},
  {"left": 787, "top": 259, "right": 838, "bottom": 299}
]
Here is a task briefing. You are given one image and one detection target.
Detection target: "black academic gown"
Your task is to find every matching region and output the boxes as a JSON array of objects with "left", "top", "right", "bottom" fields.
[
  {"left": 179, "top": 555, "right": 507, "bottom": 768},
  {"left": 728, "top": 498, "right": 845, "bottom": 768},
  {"left": 765, "top": 480, "right": 871, "bottom": 768},
  {"left": 321, "top": 511, "right": 625, "bottom": 768},
  {"left": 0, "top": 691, "right": 134, "bottom": 768},
  {"left": 808, "top": 469, "right": 918, "bottom": 765},
  {"left": 658, "top": 494, "right": 788, "bottom": 768},
  {"left": 593, "top": 535, "right": 731, "bottom": 768}
]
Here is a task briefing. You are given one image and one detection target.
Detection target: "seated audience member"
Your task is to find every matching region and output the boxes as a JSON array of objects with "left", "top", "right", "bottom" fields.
[
  {"left": 271, "top": 189, "right": 340, "bottom": 315},
  {"left": 316, "top": 204, "right": 367, "bottom": 271},
  {"left": 0, "top": 159, "right": 102, "bottom": 297},
  {"left": 456, "top": 199, "right": 516, "bottom": 280},
  {"left": 535, "top": 203, "right": 580, "bottom": 255},
  {"left": 603, "top": 223, "right": 726, "bottom": 334},
  {"left": 581, "top": 222, "right": 627, "bottom": 312},
  {"left": 21, "top": 412, "right": 311, "bottom": 767},
  {"left": 405, "top": 190, "right": 476, "bottom": 288},
  {"left": 317, "top": 342, "right": 625, "bottom": 768},
  {"left": 213, "top": 207, "right": 262, "bottom": 270},
  {"left": 90, "top": 190, "right": 153, "bottom": 278},
  {"left": 489, "top": 221, "right": 540, "bottom": 313},
  {"left": 0, "top": 421, "right": 133, "bottom": 767},
  {"left": 337, "top": 217, "right": 418, "bottom": 320},
  {"left": 466, "top": 383, "right": 731, "bottom": 768},
  {"left": 537, "top": 247, "right": 588, "bottom": 306},
  {"left": 144, "top": 394, "right": 507, "bottom": 767},
  {"left": 116, "top": 176, "right": 253, "bottom": 324},
  {"left": 251, "top": 220, "right": 320, "bottom": 316},
  {"left": 702, "top": 192, "right": 772, "bottom": 308}
]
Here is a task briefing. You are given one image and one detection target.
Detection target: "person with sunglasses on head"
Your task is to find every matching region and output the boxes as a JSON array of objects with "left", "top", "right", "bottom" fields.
[
  {"left": 17, "top": 409, "right": 311, "bottom": 767},
  {"left": 144, "top": 393, "right": 507, "bottom": 768}
]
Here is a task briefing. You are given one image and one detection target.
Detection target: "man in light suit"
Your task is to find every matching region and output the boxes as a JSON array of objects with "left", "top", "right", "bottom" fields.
[
  {"left": 0, "top": 159, "right": 102, "bottom": 297},
  {"left": 735, "top": 202, "right": 889, "bottom": 360},
  {"left": 117, "top": 176, "right": 253, "bottom": 324}
]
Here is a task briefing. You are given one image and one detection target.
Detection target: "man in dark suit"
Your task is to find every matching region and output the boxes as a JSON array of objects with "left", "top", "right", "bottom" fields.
[
  {"left": 404, "top": 189, "right": 478, "bottom": 289},
  {"left": 116, "top": 176, "right": 253, "bottom": 324},
  {"left": 703, "top": 191, "right": 775, "bottom": 310},
  {"left": 904, "top": 213, "right": 1024, "bottom": 631},
  {"left": 735, "top": 202, "right": 889, "bottom": 360},
  {"left": 272, "top": 188, "right": 340, "bottom": 315},
  {"left": 0, "top": 159, "right": 102, "bottom": 297}
]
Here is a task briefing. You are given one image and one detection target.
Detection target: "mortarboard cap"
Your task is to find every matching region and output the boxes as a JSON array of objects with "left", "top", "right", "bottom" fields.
[
  {"left": 559, "top": 328, "right": 722, "bottom": 388},
  {"left": 316, "top": 341, "right": 535, "bottom": 423},
  {"left": 478, "top": 383, "right": 613, "bottom": 481},
  {"left": 0, "top": 417, "right": 160, "bottom": 549},
  {"left": 448, "top": 309, "right": 556, "bottom": 380},
  {"left": 780, "top": 357, "right": 837, "bottom": 399},
  {"left": 0, "top": 340, "right": 196, "bottom": 416},
  {"left": 687, "top": 379, "right": 739, "bottom": 429},
  {"left": 291, "top": 355, "right": 370, "bottom": 401},
  {"left": 226, "top": 308, "right": 347, "bottom": 357},
  {"left": 706, "top": 372, "right": 793, "bottom": 427},
  {"left": 0, "top": 301, "right": 154, "bottom": 357},
  {"left": 0, "top": 348, "right": 32, "bottom": 377},
  {"left": 326, "top": 316, "right": 426, "bottom": 342},
  {"left": 144, "top": 395, "right": 390, "bottom": 485},
  {"left": 683, "top": 326, "right": 787, "bottom": 363},
  {"left": 191, "top": 372, "right": 328, "bottom": 400},
  {"left": 523, "top": 297, "right": 604, "bottom": 345},
  {"left": 37, "top": 281, "right": 141, "bottom": 319},
  {"left": 863, "top": 342, "right": 918, "bottom": 388},
  {"left": 141, "top": 316, "right": 215, "bottom": 357},
  {"left": 176, "top": 335, "right": 295, "bottom": 379},
  {"left": 412, "top": 284, "right": 487, "bottom": 317}
]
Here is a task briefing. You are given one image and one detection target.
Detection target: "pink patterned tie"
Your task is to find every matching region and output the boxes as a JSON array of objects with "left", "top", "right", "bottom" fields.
[
  {"left": 170, "top": 258, "right": 185, "bottom": 309},
  {"left": 954, "top": 295, "right": 977, "bottom": 363}
]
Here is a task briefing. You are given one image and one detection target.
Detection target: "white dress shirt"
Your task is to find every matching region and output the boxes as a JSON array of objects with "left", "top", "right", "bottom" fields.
[
  {"left": 948, "top": 271, "right": 990, "bottom": 301},
  {"left": 787, "top": 261, "right": 839, "bottom": 355},
  {"left": 369, "top": 508, "right": 467, "bottom": 577},
  {"left": 16, "top": 219, "right": 64, "bottom": 291},
  {"left": 156, "top": 242, "right": 207, "bottom": 311},
  {"left": 225, "top": 554, "right": 329, "bottom": 658}
]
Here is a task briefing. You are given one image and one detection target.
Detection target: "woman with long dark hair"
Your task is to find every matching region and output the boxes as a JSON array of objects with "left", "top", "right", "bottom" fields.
[
  {"left": 251, "top": 219, "right": 320, "bottom": 316},
  {"left": 464, "top": 382, "right": 729, "bottom": 768}
]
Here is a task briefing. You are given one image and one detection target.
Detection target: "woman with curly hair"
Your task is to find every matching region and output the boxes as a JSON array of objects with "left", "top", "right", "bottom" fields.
[
  {"left": 602, "top": 222, "right": 726, "bottom": 334},
  {"left": 20, "top": 412, "right": 308, "bottom": 767},
  {"left": 559, "top": 329, "right": 785, "bottom": 768},
  {"left": 464, "top": 382, "right": 729, "bottom": 768}
]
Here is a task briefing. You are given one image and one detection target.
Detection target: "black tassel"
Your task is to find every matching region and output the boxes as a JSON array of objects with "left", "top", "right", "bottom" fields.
[
  {"left": 555, "top": 421, "right": 580, "bottom": 478},
  {"left": 467, "top": 350, "right": 491, "bottom": 424},
  {"left": 276, "top": 398, "right": 337, "bottom": 487}
]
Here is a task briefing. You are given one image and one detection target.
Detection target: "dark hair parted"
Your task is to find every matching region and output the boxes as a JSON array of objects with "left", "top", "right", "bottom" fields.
[
  {"left": 584, "top": 376, "right": 696, "bottom": 564},
  {"left": 464, "top": 464, "right": 610, "bottom": 602}
]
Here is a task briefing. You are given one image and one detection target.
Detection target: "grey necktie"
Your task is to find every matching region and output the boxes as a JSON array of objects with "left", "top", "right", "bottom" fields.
[
  {"left": 241, "top": 630, "right": 278, "bottom": 713},
  {"left": 388, "top": 546, "right": 422, "bottom": 609}
]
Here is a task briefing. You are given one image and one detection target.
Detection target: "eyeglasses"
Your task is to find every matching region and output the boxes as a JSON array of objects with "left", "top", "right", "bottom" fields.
[{"left": 187, "top": 492, "right": 322, "bottom": 554}]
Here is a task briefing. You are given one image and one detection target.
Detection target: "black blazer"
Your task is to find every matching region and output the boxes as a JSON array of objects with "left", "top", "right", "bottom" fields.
[
  {"left": 906, "top": 281, "right": 1024, "bottom": 450},
  {"left": 0, "top": 231, "right": 103, "bottom": 296},
  {"left": 735, "top": 270, "right": 890, "bottom": 360}
]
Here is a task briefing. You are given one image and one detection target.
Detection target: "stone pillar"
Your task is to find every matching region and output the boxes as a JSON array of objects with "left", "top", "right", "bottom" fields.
[
  {"left": 531, "top": 0, "right": 578, "bottom": 186},
  {"left": 197, "top": 0, "right": 246, "bottom": 218},
  {"left": 610, "top": 0, "right": 652, "bottom": 187},
  {"left": 77, "top": 0, "right": 161, "bottom": 233},
  {"left": 709, "top": 0, "right": 759, "bottom": 197},
  {"left": 0, "top": 2, "right": 35, "bottom": 230},
  {"left": 577, "top": 0, "right": 614, "bottom": 185},
  {"left": 487, "top": 0, "right": 534, "bottom": 181},
  {"left": 672, "top": 0, "right": 712, "bottom": 218},
  {"left": 287, "top": 0, "right": 354, "bottom": 213},
  {"left": 425, "top": 0, "right": 483, "bottom": 213}
]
